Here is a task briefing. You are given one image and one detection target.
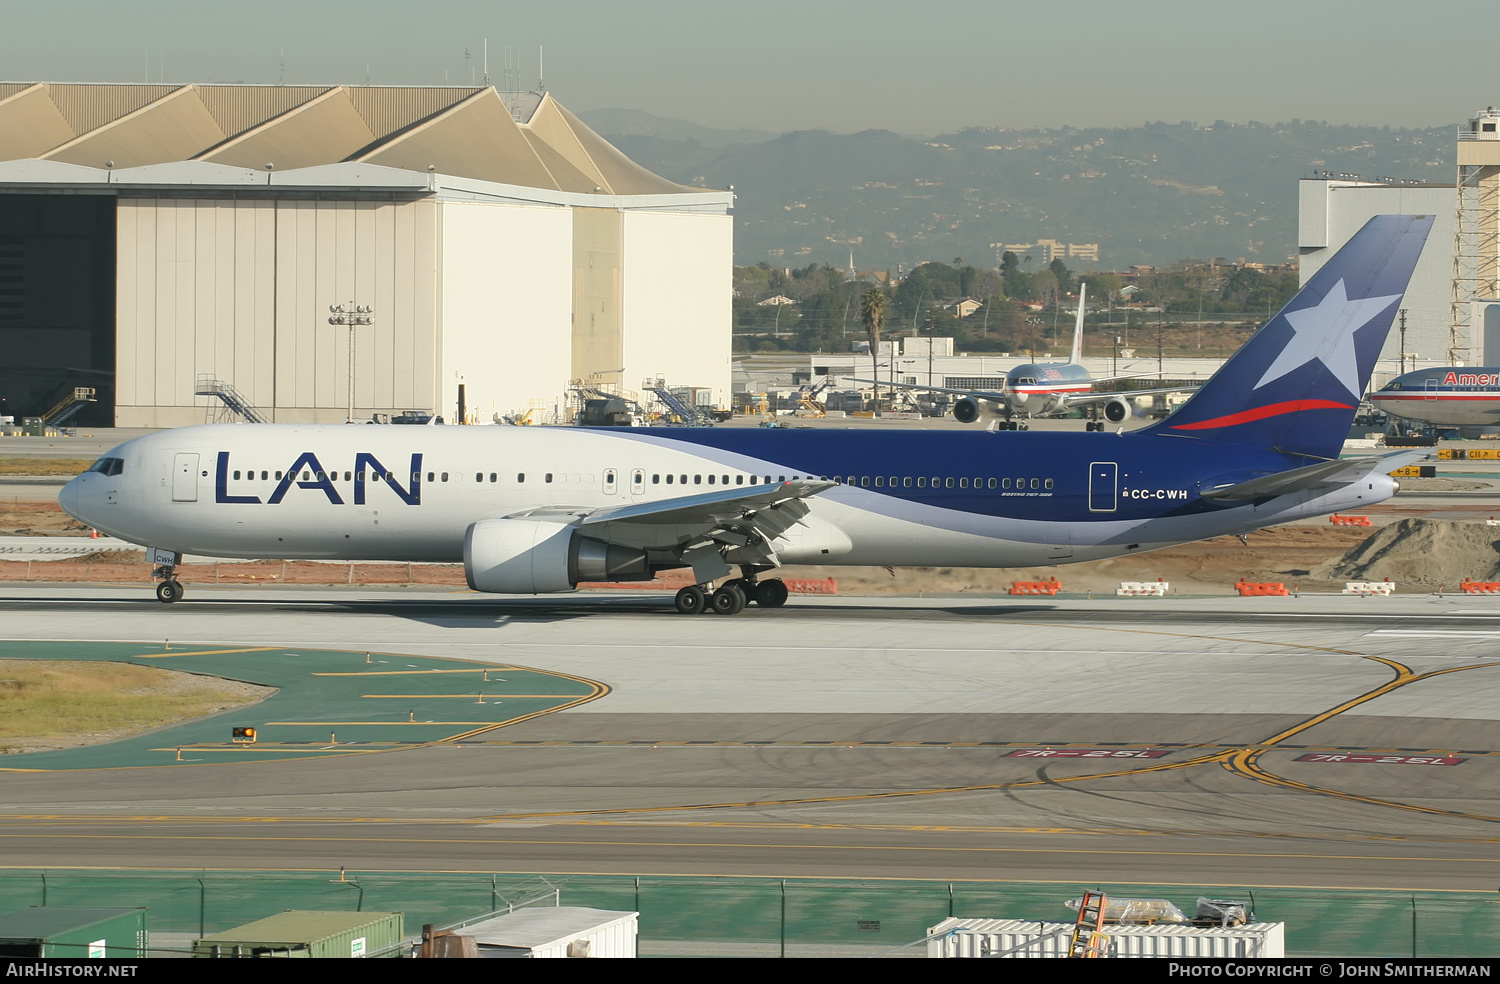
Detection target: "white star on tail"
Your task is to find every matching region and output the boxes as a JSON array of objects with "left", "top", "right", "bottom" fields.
[{"left": 1253, "top": 279, "right": 1402, "bottom": 399}]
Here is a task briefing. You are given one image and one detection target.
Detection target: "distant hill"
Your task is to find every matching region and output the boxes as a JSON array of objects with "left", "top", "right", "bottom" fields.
[
  {"left": 584, "top": 115, "right": 1455, "bottom": 269},
  {"left": 576, "top": 108, "right": 778, "bottom": 148}
]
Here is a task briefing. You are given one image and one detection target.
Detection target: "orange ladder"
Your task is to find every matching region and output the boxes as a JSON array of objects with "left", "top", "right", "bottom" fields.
[{"left": 1068, "top": 891, "right": 1111, "bottom": 958}]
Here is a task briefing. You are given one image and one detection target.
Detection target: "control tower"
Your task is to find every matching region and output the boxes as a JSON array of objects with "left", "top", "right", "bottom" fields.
[{"left": 1451, "top": 107, "right": 1500, "bottom": 363}]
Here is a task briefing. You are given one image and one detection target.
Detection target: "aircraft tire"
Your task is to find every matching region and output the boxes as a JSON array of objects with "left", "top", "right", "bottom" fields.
[
  {"left": 156, "top": 580, "right": 183, "bottom": 604},
  {"left": 674, "top": 585, "right": 706, "bottom": 615},
  {"left": 711, "top": 584, "right": 746, "bottom": 616},
  {"left": 754, "top": 579, "right": 789, "bottom": 608}
]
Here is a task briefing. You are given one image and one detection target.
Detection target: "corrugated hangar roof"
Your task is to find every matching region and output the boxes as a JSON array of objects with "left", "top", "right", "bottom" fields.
[{"left": 0, "top": 82, "right": 698, "bottom": 195}]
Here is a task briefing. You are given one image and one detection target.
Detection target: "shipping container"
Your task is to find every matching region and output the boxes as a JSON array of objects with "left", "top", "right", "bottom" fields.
[
  {"left": 453, "top": 906, "right": 637, "bottom": 958},
  {"left": 193, "top": 910, "right": 403, "bottom": 958},
  {"left": 0, "top": 907, "right": 148, "bottom": 958},
  {"left": 926, "top": 917, "right": 1284, "bottom": 958}
]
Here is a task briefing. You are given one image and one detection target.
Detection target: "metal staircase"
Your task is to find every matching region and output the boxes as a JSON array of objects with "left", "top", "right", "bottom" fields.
[
  {"left": 195, "top": 374, "right": 268, "bottom": 423},
  {"left": 642, "top": 377, "right": 715, "bottom": 426},
  {"left": 42, "top": 386, "right": 96, "bottom": 429}
]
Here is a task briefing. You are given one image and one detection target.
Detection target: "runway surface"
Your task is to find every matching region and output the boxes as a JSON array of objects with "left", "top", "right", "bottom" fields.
[{"left": 2, "top": 583, "right": 1499, "bottom": 891}]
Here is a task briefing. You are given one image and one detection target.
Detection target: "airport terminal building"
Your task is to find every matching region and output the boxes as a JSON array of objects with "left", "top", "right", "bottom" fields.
[{"left": 0, "top": 83, "right": 733, "bottom": 427}]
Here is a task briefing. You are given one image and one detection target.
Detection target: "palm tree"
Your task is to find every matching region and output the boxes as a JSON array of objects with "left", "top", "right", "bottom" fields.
[{"left": 859, "top": 286, "right": 886, "bottom": 415}]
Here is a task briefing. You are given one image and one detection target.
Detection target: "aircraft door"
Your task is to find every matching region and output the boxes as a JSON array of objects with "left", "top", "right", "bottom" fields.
[
  {"left": 1425, "top": 378, "right": 1439, "bottom": 400},
  {"left": 172, "top": 453, "right": 200, "bottom": 502},
  {"left": 630, "top": 468, "right": 646, "bottom": 498},
  {"left": 1088, "top": 461, "right": 1117, "bottom": 512},
  {"left": 603, "top": 468, "right": 618, "bottom": 495}
]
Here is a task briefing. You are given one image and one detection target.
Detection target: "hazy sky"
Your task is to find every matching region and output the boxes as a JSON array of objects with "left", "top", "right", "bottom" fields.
[{"left": 3, "top": 0, "right": 1491, "bottom": 136}]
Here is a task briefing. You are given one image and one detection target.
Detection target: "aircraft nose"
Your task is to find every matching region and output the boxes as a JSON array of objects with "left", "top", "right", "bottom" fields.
[{"left": 58, "top": 475, "right": 82, "bottom": 522}]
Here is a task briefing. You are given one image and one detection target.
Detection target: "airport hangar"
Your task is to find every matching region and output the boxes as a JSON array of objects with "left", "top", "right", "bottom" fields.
[
  {"left": 0, "top": 82, "right": 733, "bottom": 428},
  {"left": 1298, "top": 107, "right": 1500, "bottom": 368}
]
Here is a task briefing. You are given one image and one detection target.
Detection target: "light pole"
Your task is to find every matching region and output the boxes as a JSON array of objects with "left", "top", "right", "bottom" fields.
[{"left": 328, "top": 303, "right": 373, "bottom": 423}]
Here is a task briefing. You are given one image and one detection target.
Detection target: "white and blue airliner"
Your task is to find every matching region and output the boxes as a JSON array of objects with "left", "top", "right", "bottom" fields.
[{"left": 61, "top": 215, "right": 1433, "bottom": 614}]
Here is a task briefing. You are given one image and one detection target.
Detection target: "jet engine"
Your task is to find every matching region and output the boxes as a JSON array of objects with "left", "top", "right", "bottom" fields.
[
  {"left": 952, "top": 396, "right": 1006, "bottom": 425},
  {"left": 464, "top": 518, "right": 649, "bottom": 594},
  {"left": 1103, "top": 397, "right": 1135, "bottom": 424}
]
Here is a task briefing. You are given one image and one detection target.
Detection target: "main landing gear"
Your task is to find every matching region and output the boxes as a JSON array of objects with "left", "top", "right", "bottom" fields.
[{"left": 673, "top": 577, "right": 789, "bottom": 615}]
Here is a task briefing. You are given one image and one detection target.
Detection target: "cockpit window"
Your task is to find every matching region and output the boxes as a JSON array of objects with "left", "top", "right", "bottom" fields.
[{"left": 88, "top": 457, "right": 124, "bottom": 476}]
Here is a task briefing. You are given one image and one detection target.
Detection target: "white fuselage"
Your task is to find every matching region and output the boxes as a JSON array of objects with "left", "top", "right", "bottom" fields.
[{"left": 60, "top": 423, "right": 1398, "bottom": 580}]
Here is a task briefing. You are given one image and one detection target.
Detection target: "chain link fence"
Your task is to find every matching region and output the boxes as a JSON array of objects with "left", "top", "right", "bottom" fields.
[{"left": 1, "top": 870, "right": 1493, "bottom": 957}]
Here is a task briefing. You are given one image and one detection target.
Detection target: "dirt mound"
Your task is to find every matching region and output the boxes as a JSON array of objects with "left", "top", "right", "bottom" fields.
[{"left": 1313, "top": 518, "right": 1500, "bottom": 587}]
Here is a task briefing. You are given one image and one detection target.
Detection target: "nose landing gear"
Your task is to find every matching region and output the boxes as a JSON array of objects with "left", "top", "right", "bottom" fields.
[{"left": 148, "top": 548, "right": 184, "bottom": 604}]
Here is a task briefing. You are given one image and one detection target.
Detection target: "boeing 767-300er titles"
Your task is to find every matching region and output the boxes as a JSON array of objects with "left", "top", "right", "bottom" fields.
[{"left": 61, "top": 215, "right": 1432, "bottom": 615}]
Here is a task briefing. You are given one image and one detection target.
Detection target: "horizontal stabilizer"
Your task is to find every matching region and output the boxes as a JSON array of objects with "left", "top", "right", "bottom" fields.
[{"left": 1200, "top": 450, "right": 1428, "bottom": 501}]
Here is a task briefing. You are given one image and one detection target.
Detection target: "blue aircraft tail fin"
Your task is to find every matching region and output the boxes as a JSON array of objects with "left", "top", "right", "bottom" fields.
[{"left": 1141, "top": 214, "right": 1433, "bottom": 461}]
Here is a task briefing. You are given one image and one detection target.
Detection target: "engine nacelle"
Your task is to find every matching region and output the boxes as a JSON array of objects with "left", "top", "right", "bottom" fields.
[
  {"left": 464, "top": 518, "right": 649, "bottom": 594},
  {"left": 952, "top": 396, "right": 1006, "bottom": 425},
  {"left": 1103, "top": 397, "right": 1134, "bottom": 424}
]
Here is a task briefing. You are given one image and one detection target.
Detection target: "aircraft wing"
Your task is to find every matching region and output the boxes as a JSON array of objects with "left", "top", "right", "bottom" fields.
[
  {"left": 841, "top": 376, "right": 1006, "bottom": 402},
  {"left": 578, "top": 479, "right": 836, "bottom": 528},
  {"left": 1062, "top": 383, "right": 1203, "bottom": 409},
  {"left": 1199, "top": 451, "right": 1429, "bottom": 501}
]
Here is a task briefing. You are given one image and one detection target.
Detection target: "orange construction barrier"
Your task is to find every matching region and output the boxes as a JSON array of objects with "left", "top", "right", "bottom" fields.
[
  {"left": 1009, "top": 578, "right": 1061, "bottom": 596},
  {"left": 1461, "top": 578, "right": 1500, "bottom": 594},
  {"left": 1236, "top": 578, "right": 1290, "bottom": 596},
  {"left": 784, "top": 577, "right": 838, "bottom": 595},
  {"left": 1330, "top": 514, "right": 1373, "bottom": 527}
]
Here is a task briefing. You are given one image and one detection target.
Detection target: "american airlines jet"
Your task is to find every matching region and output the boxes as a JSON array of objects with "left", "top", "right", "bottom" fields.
[
  {"left": 61, "top": 215, "right": 1432, "bottom": 616},
  {"left": 851, "top": 283, "right": 1198, "bottom": 430}
]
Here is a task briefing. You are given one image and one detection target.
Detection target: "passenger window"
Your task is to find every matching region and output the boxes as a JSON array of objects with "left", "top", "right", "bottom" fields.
[
  {"left": 260, "top": 471, "right": 268, "bottom": 481},
  {"left": 653, "top": 474, "right": 660, "bottom": 484},
  {"left": 666, "top": 474, "right": 674, "bottom": 484},
  {"left": 694, "top": 475, "right": 702, "bottom": 485},
  {"left": 736, "top": 476, "right": 743, "bottom": 485},
  {"left": 945, "top": 478, "right": 954, "bottom": 488},
  {"left": 305, "top": 471, "right": 313, "bottom": 481},
  {"left": 233, "top": 470, "right": 241, "bottom": 480},
  {"left": 1003, "top": 478, "right": 1010, "bottom": 489},
  {"left": 545, "top": 473, "right": 553, "bottom": 483},
  {"left": 517, "top": 473, "right": 525, "bottom": 483},
  {"left": 860, "top": 476, "right": 869, "bottom": 487},
  {"left": 988, "top": 478, "right": 997, "bottom": 489},
  {"left": 959, "top": 478, "right": 968, "bottom": 488},
  {"left": 1045, "top": 478, "right": 1054, "bottom": 489},
  {"left": 917, "top": 478, "right": 926, "bottom": 488},
  {"left": 779, "top": 475, "right": 786, "bottom": 483},
  {"left": 441, "top": 473, "right": 449, "bottom": 482},
  {"left": 475, "top": 473, "right": 482, "bottom": 483},
  {"left": 723, "top": 475, "right": 730, "bottom": 485},
  {"left": 489, "top": 473, "right": 496, "bottom": 483},
  {"left": 682, "top": 475, "right": 688, "bottom": 484},
  {"left": 708, "top": 475, "right": 716, "bottom": 485},
  {"left": 903, "top": 477, "right": 912, "bottom": 487},
  {"left": 1030, "top": 478, "right": 1040, "bottom": 489},
  {"left": 426, "top": 472, "right": 434, "bottom": 482},
  {"left": 875, "top": 477, "right": 884, "bottom": 487}
]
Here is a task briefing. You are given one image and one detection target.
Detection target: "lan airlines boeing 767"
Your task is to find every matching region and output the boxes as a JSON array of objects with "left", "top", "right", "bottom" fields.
[{"left": 60, "top": 215, "right": 1432, "bottom": 615}]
